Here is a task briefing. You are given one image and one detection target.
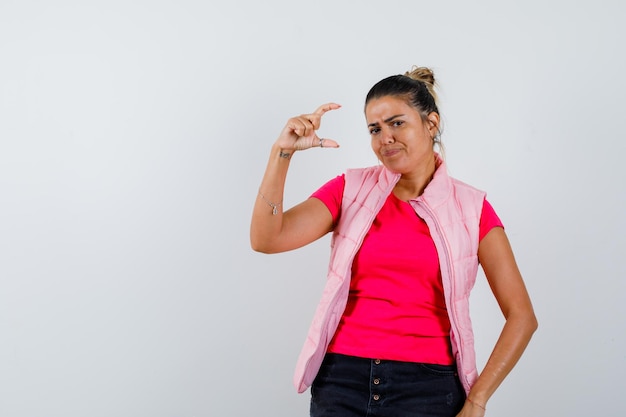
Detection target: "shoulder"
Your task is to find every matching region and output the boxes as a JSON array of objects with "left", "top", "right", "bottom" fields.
[
  {"left": 447, "top": 176, "right": 487, "bottom": 216},
  {"left": 345, "top": 165, "right": 382, "bottom": 178},
  {"left": 344, "top": 165, "right": 385, "bottom": 189},
  {"left": 449, "top": 176, "right": 486, "bottom": 196}
]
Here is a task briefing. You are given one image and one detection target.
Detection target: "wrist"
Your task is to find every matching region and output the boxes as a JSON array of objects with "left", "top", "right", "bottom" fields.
[
  {"left": 466, "top": 396, "right": 487, "bottom": 411},
  {"left": 271, "top": 143, "right": 294, "bottom": 160}
]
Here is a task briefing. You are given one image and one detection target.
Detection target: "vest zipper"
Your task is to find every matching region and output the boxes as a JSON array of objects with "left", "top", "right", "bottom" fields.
[{"left": 412, "top": 198, "right": 466, "bottom": 386}]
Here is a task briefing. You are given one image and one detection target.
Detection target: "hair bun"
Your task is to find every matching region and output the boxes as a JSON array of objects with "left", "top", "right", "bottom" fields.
[
  {"left": 404, "top": 65, "right": 438, "bottom": 103},
  {"left": 404, "top": 66, "right": 435, "bottom": 84}
]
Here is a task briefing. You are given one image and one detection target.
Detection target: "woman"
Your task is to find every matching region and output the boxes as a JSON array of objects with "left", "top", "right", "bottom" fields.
[{"left": 250, "top": 67, "right": 537, "bottom": 417}]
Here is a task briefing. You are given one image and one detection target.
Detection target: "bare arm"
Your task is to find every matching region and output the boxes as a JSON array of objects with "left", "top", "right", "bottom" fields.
[
  {"left": 457, "top": 227, "right": 538, "bottom": 416},
  {"left": 250, "top": 103, "right": 341, "bottom": 253}
]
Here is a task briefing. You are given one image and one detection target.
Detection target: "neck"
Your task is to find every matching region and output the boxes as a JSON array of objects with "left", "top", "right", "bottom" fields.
[{"left": 393, "top": 155, "right": 437, "bottom": 201}]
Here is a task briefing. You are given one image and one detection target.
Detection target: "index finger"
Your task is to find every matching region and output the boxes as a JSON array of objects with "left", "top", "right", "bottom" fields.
[{"left": 314, "top": 102, "right": 341, "bottom": 115}]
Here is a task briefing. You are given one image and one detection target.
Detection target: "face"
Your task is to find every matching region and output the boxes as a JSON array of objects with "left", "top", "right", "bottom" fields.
[{"left": 365, "top": 96, "right": 439, "bottom": 175}]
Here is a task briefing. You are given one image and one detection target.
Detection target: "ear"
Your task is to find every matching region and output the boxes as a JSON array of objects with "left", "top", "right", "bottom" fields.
[{"left": 426, "top": 112, "right": 440, "bottom": 136}]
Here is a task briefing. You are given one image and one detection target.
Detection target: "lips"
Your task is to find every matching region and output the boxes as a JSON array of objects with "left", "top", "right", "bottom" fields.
[{"left": 381, "top": 147, "right": 402, "bottom": 157}]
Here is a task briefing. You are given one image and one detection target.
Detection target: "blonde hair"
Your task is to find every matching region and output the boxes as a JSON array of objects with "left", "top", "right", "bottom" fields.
[{"left": 404, "top": 66, "right": 439, "bottom": 107}]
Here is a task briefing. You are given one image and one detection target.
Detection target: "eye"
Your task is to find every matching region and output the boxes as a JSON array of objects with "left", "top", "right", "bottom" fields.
[
  {"left": 369, "top": 127, "right": 381, "bottom": 135},
  {"left": 392, "top": 120, "right": 404, "bottom": 127}
]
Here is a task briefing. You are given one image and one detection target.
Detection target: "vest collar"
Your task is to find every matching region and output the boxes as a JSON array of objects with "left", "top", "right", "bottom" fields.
[
  {"left": 421, "top": 153, "right": 453, "bottom": 206},
  {"left": 378, "top": 153, "right": 452, "bottom": 206}
]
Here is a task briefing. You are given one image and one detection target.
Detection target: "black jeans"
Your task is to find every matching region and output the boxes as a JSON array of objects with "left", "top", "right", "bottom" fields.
[{"left": 310, "top": 353, "right": 465, "bottom": 417}]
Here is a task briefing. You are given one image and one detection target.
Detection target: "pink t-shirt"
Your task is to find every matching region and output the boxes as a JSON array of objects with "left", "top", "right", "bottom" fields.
[{"left": 311, "top": 174, "right": 503, "bottom": 364}]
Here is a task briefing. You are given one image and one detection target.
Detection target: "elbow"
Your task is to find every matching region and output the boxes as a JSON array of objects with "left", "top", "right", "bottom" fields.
[
  {"left": 524, "top": 302, "right": 539, "bottom": 334},
  {"left": 250, "top": 223, "right": 281, "bottom": 254},
  {"left": 529, "top": 311, "right": 539, "bottom": 334},
  {"left": 250, "top": 242, "right": 272, "bottom": 254},
  {"left": 250, "top": 228, "right": 268, "bottom": 253},
  {"left": 250, "top": 238, "right": 268, "bottom": 254},
  {"left": 506, "top": 307, "right": 539, "bottom": 339},
  {"left": 250, "top": 236, "right": 278, "bottom": 254},
  {"left": 520, "top": 309, "right": 539, "bottom": 339}
]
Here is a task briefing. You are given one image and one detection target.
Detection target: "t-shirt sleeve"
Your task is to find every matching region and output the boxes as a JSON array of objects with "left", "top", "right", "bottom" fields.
[
  {"left": 479, "top": 198, "right": 504, "bottom": 241},
  {"left": 310, "top": 174, "right": 345, "bottom": 223}
]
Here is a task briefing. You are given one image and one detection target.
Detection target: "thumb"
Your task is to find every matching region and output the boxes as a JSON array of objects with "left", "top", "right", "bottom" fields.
[{"left": 318, "top": 137, "right": 340, "bottom": 148}]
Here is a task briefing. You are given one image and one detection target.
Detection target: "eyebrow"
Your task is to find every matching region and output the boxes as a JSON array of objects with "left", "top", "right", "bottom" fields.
[{"left": 367, "top": 114, "right": 405, "bottom": 128}]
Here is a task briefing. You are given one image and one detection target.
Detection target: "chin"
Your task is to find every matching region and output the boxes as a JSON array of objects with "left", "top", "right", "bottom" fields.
[{"left": 381, "top": 162, "right": 405, "bottom": 174}]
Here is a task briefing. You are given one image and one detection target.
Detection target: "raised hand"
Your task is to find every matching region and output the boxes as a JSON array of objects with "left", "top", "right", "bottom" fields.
[{"left": 275, "top": 102, "right": 341, "bottom": 152}]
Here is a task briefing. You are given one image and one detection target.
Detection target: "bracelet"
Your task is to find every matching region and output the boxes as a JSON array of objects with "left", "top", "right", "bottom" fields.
[
  {"left": 466, "top": 397, "right": 486, "bottom": 411},
  {"left": 258, "top": 192, "right": 282, "bottom": 215},
  {"left": 279, "top": 150, "right": 291, "bottom": 159}
]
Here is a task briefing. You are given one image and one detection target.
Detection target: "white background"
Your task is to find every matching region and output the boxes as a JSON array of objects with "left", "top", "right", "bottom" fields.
[{"left": 1, "top": 1, "right": 624, "bottom": 416}]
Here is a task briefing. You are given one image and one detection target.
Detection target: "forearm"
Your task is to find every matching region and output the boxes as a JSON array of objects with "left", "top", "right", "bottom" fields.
[
  {"left": 466, "top": 310, "right": 538, "bottom": 408},
  {"left": 250, "top": 102, "right": 341, "bottom": 253},
  {"left": 250, "top": 144, "right": 293, "bottom": 252}
]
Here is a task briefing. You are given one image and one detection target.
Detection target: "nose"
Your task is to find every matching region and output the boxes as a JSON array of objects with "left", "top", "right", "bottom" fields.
[{"left": 381, "top": 129, "right": 395, "bottom": 144}]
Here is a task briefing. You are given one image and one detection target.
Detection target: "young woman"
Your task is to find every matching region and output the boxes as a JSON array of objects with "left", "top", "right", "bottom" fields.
[{"left": 251, "top": 67, "right": 537, "bottom": 417}]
